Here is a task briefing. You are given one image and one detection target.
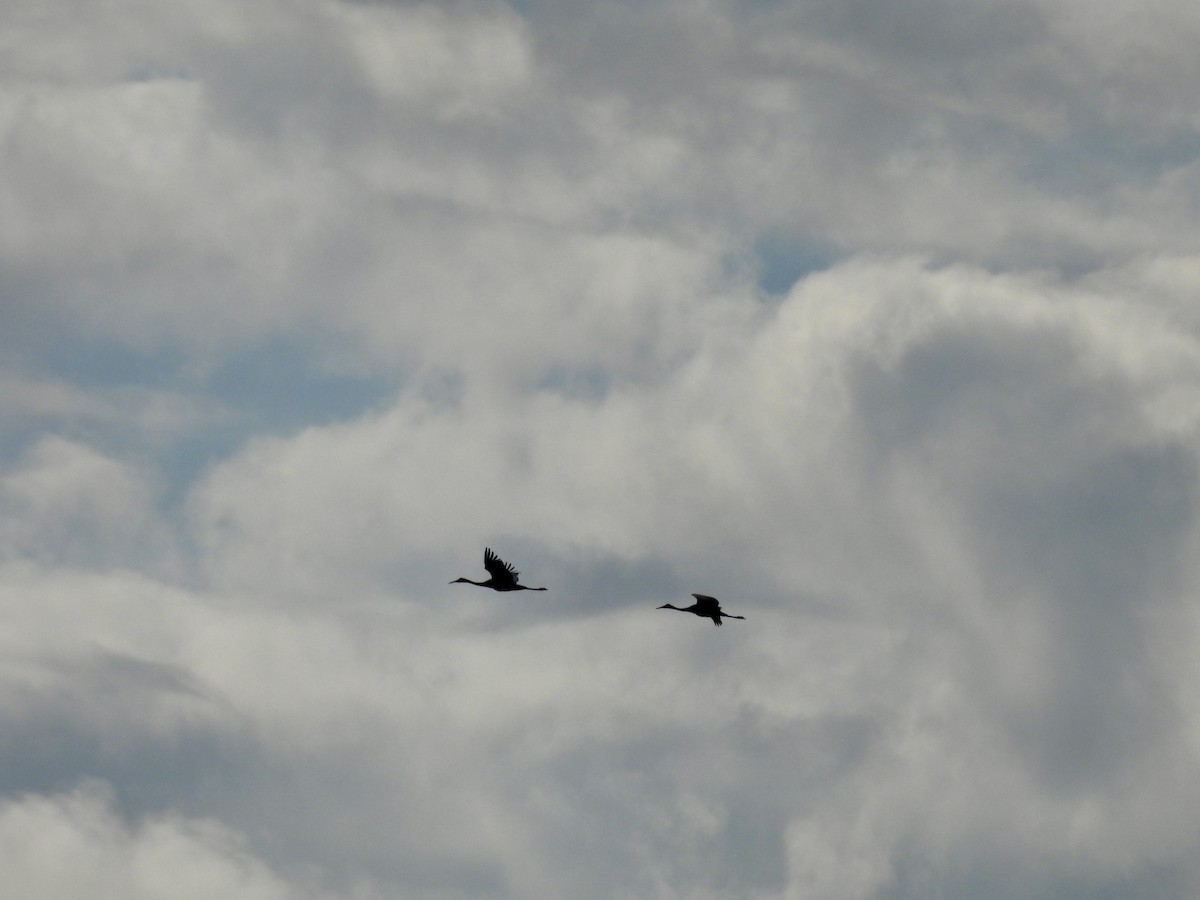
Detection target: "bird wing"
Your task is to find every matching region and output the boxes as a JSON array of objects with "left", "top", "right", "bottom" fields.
[
  {"left": 483, "top": 547, "right": 519, "bottom": 587},
  {"left": 690, "top": 593, "right": 720, "bottom": 613}
]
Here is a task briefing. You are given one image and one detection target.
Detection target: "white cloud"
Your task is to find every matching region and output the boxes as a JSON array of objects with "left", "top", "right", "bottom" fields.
[
  {"left": 171, "top": 252, "right": 1200, "bottom": 895},
  {"left": 0, "top": 782, "right": 334, "bottom": 900},
  {"left": 0, "top": 437, "right": 170, "bottom": 570},
  {"left": 186, "top": 254, "right": 1200, "bottom": 601}
]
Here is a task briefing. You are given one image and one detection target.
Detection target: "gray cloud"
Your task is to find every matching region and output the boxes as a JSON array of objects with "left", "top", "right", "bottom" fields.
[
  {"left": 3, "top": 1, "right": 1200, "bottom": 897},
  {"left": 851, "top": 317, "right": 1198, "bottom": 793}
]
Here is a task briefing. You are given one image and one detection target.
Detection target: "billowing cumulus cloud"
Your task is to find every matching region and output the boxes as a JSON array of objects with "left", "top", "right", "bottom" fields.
[{"left": 3, "top": 1, "right": 1200, "bottom": 897}]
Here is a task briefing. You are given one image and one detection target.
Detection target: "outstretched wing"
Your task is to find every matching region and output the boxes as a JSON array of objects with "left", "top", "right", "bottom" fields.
[{"left": 484, "top": 547, "right": 520, "bottom": 588}]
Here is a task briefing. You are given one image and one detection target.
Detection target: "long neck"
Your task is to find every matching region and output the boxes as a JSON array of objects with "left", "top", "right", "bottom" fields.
[{"left": 518, "top": 585, "right": 547, "bottom": 591}]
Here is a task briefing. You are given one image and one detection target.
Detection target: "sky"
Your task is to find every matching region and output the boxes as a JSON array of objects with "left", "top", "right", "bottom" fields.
[{"left": 2, "top": 0, "right": 1200, "bottom": 897}]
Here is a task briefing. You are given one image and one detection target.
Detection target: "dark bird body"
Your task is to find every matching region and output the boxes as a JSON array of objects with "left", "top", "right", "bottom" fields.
[
  {"left": 451, "top": 547, "right": 546, "bottom": 592},
  {"left": 658, "top": 593, "right": 745, "bottom": 626}
]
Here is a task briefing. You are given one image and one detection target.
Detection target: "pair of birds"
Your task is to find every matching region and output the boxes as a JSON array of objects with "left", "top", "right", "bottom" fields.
[{"left": 451, "top": 548, "right": 746, "bottom": 626}]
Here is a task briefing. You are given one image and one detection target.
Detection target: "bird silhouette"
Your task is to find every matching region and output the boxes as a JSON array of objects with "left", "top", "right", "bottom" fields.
[
  {"left": 657, "top": 593, "right": 745, "bottom": 626},
  {"left": 451, "top": 547, "right": 547, "bottom": 592}
]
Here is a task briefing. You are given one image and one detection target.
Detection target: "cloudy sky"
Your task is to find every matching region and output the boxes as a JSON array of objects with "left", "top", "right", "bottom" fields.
[{"left": 3, "top": 0, "right": 1200, "bottom": 897}]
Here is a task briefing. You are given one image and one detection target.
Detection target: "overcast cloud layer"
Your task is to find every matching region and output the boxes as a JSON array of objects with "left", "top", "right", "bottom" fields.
[{"left": 4, "top": 1, "right": 1200, "bottom": 897}]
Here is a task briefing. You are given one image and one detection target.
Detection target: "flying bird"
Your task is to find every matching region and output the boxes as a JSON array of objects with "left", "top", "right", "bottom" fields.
[
  {"left": 451, "top": 547, "right": 547, "bottom": 592},
  {"left": 657, "top": 593, "right": 745, "bottom": 626}
]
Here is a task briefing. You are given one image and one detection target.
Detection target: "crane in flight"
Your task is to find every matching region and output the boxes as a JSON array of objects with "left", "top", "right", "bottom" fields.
[
  {"left": 657, "top": 593, "right": 745, "bottom": 626},
  {"left": 451, "top": 547, "right": 547, "bottom": 592}
]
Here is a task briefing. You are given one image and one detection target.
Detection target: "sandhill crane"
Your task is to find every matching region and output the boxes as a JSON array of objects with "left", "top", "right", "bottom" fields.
[
  {"left": 451, "top": 547, "right": 546, "bottom": 592},
  {"left": 657, "top": 593, "right": 745, "bottom": 626}
]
